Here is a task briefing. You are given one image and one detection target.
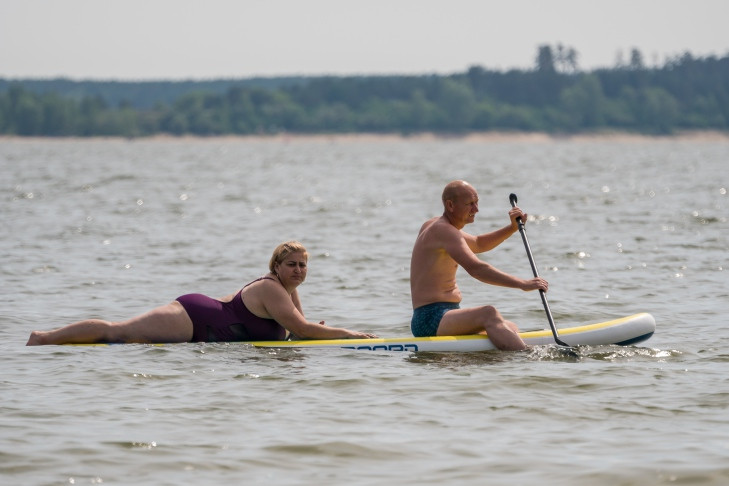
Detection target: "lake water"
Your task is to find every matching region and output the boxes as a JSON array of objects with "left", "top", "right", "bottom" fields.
[{"left": 1, "top": 134, "right": 728, "bottom": 485}]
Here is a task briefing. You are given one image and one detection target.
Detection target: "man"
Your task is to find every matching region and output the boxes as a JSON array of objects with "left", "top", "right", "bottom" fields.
[{"left": 409, "top": 180, "right": 548, "bottom": 351}]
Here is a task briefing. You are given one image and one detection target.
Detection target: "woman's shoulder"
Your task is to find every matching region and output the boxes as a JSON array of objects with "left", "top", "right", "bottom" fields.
[
  {"left": 242, "top": 274, "right": 282, "bottom": 294},
  {"left": 245, "top": 274, "right": 276, "bottom": 286}
]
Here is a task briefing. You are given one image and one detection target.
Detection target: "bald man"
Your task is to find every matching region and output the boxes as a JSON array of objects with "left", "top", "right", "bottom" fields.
[{"left": 409, "top": 180, "right": 548, "bottom": 351}]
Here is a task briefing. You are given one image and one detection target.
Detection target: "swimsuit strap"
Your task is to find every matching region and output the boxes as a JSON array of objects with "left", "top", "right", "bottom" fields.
[{"left": 242, "top": 275, "right": 277, "bottom": 289}]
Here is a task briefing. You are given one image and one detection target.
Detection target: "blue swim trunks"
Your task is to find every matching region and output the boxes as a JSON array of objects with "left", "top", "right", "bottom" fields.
[{"left": 411, "top": 302, "right": 460, "bottom": 337}]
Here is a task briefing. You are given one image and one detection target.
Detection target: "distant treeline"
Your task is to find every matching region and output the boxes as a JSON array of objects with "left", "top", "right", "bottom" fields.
[{"left": 1, "top": 46, "right": 728, "bottom": 137}]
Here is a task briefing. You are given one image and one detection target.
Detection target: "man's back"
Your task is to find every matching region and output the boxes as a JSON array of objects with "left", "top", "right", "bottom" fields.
[{"left": 410, "top": 216, "right": 463, "bottom": 308}]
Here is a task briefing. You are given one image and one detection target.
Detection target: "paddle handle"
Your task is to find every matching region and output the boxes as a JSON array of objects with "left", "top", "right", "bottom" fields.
[
  {"left": 509, "top": 193, "right": 570, "bottom": 347},
  {"left": 509, "top": 193, "right": 539, "bottom": 278}
]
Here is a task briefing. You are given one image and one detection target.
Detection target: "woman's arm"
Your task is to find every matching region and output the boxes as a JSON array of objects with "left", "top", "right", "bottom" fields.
[
  {"left": 262, "top": 284, "right": 375, "bottom": 339},
  {"left": 291, "top": 288, "right": 305, "bottom": 316}
]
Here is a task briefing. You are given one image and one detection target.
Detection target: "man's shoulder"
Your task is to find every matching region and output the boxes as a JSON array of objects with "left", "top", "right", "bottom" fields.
[
  {"left": 418, "top": 216, "right": 439, "bottom": 231},
  {"left": 416, "top": 216, "right": 465, "bottom": 249},
  {"left": 422, "top": 216, "right": 463, "bottom": 236}
]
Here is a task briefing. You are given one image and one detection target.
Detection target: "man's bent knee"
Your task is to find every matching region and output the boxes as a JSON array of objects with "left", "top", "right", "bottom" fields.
[
  {"left": 478, "top": 305, "right": 509, "bottom": 330},
  {"left": 479, "top": 305, "right": 500, "bottom": 321}
]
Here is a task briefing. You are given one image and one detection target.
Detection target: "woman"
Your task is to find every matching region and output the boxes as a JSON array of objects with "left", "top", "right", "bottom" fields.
[{"left": 26, "top": 241, "right": 377, "bottom": 345}]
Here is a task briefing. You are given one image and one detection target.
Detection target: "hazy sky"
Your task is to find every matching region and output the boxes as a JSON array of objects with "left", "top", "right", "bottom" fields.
[{"left": 2, "top": 0, "right": 728, "bottom": 80}]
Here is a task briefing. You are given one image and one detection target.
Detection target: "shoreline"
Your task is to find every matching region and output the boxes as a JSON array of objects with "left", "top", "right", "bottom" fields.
[{"left": 2, "top": 130, "right": 728, "bottom": 144}]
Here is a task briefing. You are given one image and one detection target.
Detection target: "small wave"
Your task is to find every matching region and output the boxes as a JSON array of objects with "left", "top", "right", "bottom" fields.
[
  {"left": 265, "top": 440, "right": 408, "bottom": 460},
  {"left": 580, "top": 345, "right": 681, "bottom": 362},
  {"left": 404, "top": 344, "right": 680, "bottom": 366}
]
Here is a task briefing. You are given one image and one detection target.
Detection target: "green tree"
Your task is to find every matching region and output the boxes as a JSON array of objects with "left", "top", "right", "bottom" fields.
[
  {"left": 493, "top": 105, "right": 542, "bottom": 131},
  {"left": 2, "top": 51, "right": 728, "bottom": 136},
  {"left": 435, "top": 79, "right": 477, "bottom": 130},
  {"left": 637, "top": 87, "right": 680, "bottom": 133},
  {"left": 405, "top": 89, "right": 439, "bottom": 131},
  {"left": 226, "top": 87, "right": 259, "bottom": 133},
  {"left": 309, "top": 103, "right": 355, "bottom": 132},
  {"left": 172, "top": 92, "right": 228, "bottom": 135},
  {"left": 555, "top": 44, "right": 580, "bottom": 73},
  {"left": 78, "top": 95, "right": 108, "bottom": 135},
  {"left": 258, "top": 90, "right": 305, "bottom": 132},
  {"left": 536, "top": 45, "right": 556, "bottom": 73},
  {"left": 630, "top": 48, "right": 645, "bottom": 70},
  {"left": 5, "top": 86, "right": 44, "bottom": 135},
  {"left": 471, "top": 100, "right": 498, "bottom": 130},
  {"left": 41, "top": 93, "right": 78, "bottom": 135},
  {"left": 559, "top": 74, "right": 607, "bottom": 129}
]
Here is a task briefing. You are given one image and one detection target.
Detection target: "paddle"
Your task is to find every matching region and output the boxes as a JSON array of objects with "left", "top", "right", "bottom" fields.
[{"left": 509, "top": 193, "right": 572, "bottom": 348}]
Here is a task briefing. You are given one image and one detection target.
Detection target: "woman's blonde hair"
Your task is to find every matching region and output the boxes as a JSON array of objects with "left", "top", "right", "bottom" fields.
[{"left": 269, "top": 241, "right": 308, "bottom": 273}]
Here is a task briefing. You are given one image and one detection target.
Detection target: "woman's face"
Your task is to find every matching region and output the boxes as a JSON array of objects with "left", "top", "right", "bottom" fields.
[{"left": 275, "top": 251, "right": 308, "bottom": 287}]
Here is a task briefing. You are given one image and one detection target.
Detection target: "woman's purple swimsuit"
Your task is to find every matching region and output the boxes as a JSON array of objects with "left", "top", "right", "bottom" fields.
[{"left": 176, "top": 278, "right": 286, "bottom": 342}]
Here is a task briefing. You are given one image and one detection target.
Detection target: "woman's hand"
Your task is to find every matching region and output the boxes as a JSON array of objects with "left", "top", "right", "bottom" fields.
[{"left": 346, "top": 330, "right": 378, "bottom": 339}]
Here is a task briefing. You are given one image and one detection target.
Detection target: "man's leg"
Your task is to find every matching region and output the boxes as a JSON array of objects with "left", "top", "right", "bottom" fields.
[{"left": 437, "top": 305, "right": 527, "bottom": 351}]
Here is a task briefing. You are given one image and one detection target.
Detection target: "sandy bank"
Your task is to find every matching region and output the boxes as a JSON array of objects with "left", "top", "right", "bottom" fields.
[{"left": 2, "top": 130, "right": 728, "bottom": 144}]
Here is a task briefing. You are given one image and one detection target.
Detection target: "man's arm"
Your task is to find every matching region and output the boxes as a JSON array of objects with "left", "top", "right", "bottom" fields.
[
  {"left": 466, "top": 207, "right": 525, "bottom": 253},
  {"left": 443, "top": 223, "right": 545, "bottom": 291}
]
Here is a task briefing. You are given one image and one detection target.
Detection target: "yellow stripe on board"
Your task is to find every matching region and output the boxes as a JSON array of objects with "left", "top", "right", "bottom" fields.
[{"left": 251, "top": 334, "right": 484, "bottom": 348}]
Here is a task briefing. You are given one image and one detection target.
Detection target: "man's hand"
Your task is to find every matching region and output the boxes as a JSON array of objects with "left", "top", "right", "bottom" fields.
[
  {"left": 508, "top": 206, "right": 527, "bottom": 231},
  {"left": 521, "top": 277, "right": 548, "bottom": 292}
]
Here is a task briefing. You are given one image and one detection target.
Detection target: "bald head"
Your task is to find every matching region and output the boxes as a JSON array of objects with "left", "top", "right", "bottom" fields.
[{"left": 442, "top": 180, "right": 475, "bottom": 206}]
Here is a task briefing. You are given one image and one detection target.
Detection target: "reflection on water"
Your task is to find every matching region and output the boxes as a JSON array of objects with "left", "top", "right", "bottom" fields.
[{"left": 405, "top": 343, "right": 677, "bottom": 367}]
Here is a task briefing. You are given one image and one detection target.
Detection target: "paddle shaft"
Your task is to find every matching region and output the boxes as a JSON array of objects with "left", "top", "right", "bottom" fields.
[{"left": 509, "top": 193, "right": 570, "bottom": 347}]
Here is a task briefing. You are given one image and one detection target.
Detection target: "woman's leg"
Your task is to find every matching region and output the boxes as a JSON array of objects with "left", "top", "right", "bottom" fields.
[{"left": 26, "top": 301, "right": 194, "bottom": 345}]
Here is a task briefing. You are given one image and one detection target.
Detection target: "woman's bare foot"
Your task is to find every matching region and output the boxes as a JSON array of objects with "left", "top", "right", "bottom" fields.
[{"left": 26, "top": 331, "right": 48, "bottom": 346}]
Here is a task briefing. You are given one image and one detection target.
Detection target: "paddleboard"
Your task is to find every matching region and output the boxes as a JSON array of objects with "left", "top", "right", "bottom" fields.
[
  {"left": 251, "top": 312, "right": 655, "bottom": 352},
  {"left": 68, "top": 313, "right": 655, "bottom": 352}
]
